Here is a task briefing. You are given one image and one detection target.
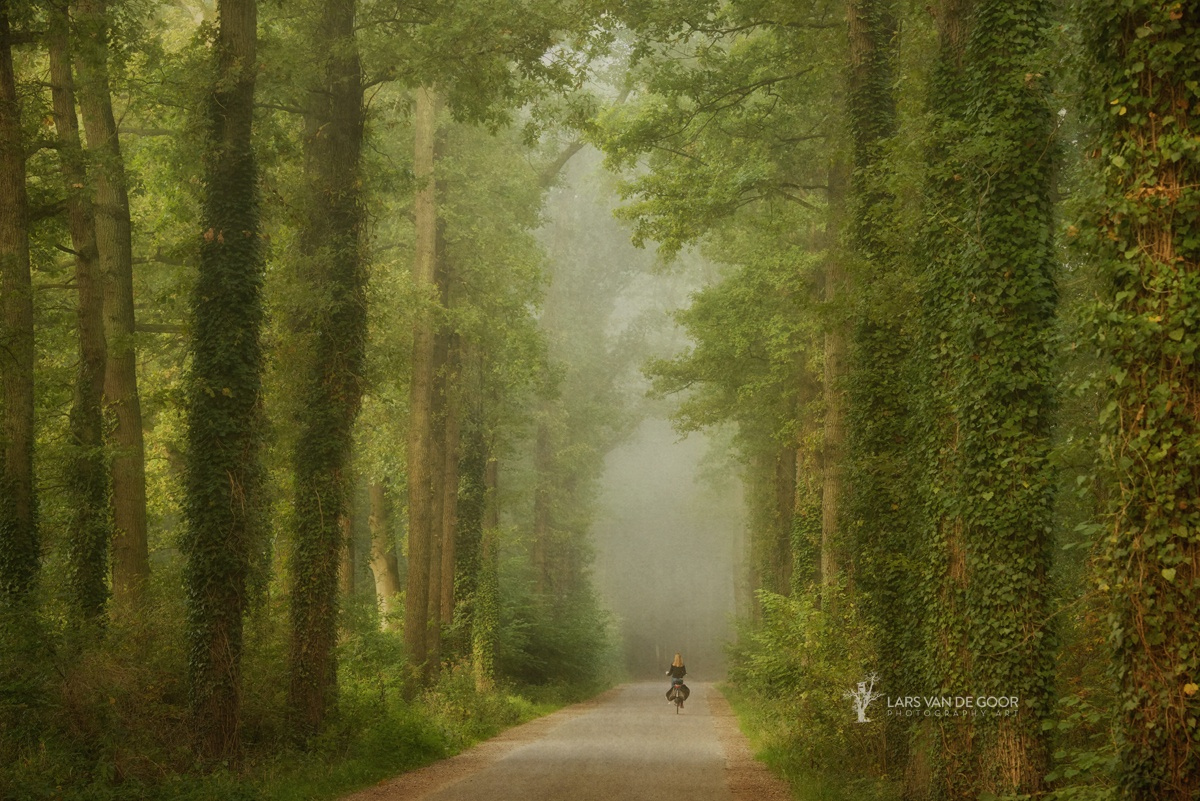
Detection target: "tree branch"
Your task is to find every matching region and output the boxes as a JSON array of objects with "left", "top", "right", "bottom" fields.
[{"left": 539, "top": 141, "right": 587, "bottom": 188}]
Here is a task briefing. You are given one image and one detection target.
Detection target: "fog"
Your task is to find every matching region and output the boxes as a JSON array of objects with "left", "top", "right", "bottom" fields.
[
  {"left": 591, "top": 420, "right": 743, "bottom": 681},
  {"left": 536, "top": 149, "right": 746, "bottom": 684}
]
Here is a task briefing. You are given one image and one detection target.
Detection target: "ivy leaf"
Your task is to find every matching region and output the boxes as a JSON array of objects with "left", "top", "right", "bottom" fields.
[
  {"left": 1185, "top": 683, "right": 1198, "bottom": 696},
  {"left": 1162, "top": 567, "right": 1177, "bottom": 582}
]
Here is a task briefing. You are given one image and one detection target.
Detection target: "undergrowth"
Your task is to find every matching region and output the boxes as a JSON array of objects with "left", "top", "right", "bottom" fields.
[
  {"left": 0, "top": 574, "right": 602, "bottom": 801},
  {"left": 724, "top": 587, "right": 900, "bottom": 801}
]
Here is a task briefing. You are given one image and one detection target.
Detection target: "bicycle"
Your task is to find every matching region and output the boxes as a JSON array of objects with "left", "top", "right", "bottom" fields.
[{"left": 668, "top": 679, "right": 688, "bottom": 714}]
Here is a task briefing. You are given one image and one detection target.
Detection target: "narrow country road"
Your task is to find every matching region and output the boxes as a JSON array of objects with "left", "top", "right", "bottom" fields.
[{"left": 341, "top": 683, "right": 790, "bottom": 801}]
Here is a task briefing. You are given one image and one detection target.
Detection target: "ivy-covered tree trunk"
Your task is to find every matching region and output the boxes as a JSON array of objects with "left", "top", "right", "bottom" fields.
[
  {"left": 913, "top": 1, "right": 974, "bottom": 794},
  {"left": 452, "top": 416, "right": 486, "bottom": 655},
  {"left": 532, "top": 412, "right": 554, "bottom": 595},
  {"left": 0, "top": 0, "right": 36, "bottom": 604},
  {"left": 286, "top": 0, "right": 366, "bottom": 737},
  {"left": 50, "top": 0, "right": 110, "bottom": 623},
  {"left": 920, "top": 0, "right": 1057, "bottom": 795},
  {"left": 771, "top": 446, "right": 796, "bottom": 594},
  {"left": 74, "top": 0, "right": 150, "bottom": 608},
  {"left": 747, "top": 445, "right": 797, "bottom": 597},
  {"left": 367, "top": 482, "right": 401, "bottom": 628},
  {"left": 1083, "top": 3, "right": 1200, "bottom": 797},
  {"left": 842, "top": 0, "right": 917, "bottom": 777},
  {"left": 821, "top": 165, "right": 849, "bottom": 595},
  {"left": 790, "top": 368, "right": 822, "bottom": 592},
  {"left": 471, "top": 454, "right": 499, "bottom": 693},
  {"left": 439, "top": 335, "right": 462, "bottom": 626},
  {"left": 182, "top": 0, "right": 263, "bottom": 762},
  {"left": 426, "top": 324, "right": 447, "bottom": 669},
  {"left": 403, "top": 85, "right": 440, "bottom": 678},
  {"left": 338, "top": 515, "right": 355, "bottom": 596}
]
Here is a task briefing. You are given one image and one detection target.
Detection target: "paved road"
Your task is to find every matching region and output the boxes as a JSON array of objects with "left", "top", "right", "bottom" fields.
[{"left": 342, "top": 682, "right": 790, "bottom": 801}]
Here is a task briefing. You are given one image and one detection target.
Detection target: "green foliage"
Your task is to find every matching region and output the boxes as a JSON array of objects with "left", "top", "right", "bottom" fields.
[
  {"left": 894, "top": 1, "right": 1063, "bottom": 794},
  {"left": 495, "top": 549, "right": 615, "bottom": 690},
  {"left": 648, "top": 239, "right": 821, "bottom": 446},
  {"left": 597, "top": 1, "right": 841, "bottom": 258},
  {"left": 1077, "top": 0, "right": 1200, "bottom": 795},
  {"left": 842, "top": 3, "right": 916, "bottom": 752},
  {"left": 282, "top": 0, "right": 368, "bottom": 738},
  {"left": 182, "top": 0, "right": 268, "bottom": 759},
  {"left": 64, "top": 396, "right": 111, "bottom": 626},
  {"left": 0, "top": 574, "right": 575, "bottom": 801},
  {"left": 726, "top": 588, "right": 896, "bottom": 800}
]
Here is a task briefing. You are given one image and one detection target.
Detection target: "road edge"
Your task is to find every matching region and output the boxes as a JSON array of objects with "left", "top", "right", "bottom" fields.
[
  {"left": 707, "top": 685, "right": 794, "bottom": 801},
  {"left": 338, "top": 685, "right": 624, "bottom": 801}
]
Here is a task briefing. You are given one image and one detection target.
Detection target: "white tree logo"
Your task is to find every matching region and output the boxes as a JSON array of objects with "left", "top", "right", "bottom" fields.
[{"left": 844, "top": 673, "right": 882, "bottom": 723}]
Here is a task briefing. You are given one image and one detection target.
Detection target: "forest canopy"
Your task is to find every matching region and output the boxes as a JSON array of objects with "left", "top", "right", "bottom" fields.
[{"left": 0, "top": 0, "right": 1197, "bottom": 800}]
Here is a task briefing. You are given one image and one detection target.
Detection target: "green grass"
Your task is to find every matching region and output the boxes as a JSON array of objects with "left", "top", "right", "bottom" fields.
[{"left": 719, "top": 682, "right": 901, "bottom": 801}]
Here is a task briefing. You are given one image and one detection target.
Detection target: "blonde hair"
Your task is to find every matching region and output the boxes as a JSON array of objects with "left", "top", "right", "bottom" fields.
[{"left": 672, "top": 653, "right": 683, "bottom": 668}]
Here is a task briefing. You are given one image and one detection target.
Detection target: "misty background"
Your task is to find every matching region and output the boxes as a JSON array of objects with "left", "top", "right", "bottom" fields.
[
  {"left": 535, "top": 150, "right": 745, "bottom": 683},
  {"left": 592, "top": 420, "right": 742, "bottom": 680}
]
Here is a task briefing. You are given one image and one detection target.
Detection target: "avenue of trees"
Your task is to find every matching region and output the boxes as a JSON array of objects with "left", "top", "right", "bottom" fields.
[
  {"left": 0, "top": 0, "right": 1197, "bottom": 800},
  {"left": 2, "top": 0, "right": 630, "bottom": 797},
  {"left": 599, "top": 1, "right": 1197, "bottom": 800}
]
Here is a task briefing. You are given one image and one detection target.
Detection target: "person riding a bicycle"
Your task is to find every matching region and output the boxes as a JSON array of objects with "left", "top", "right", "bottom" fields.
[{"left": 666, "top": 653, "right": 689, "bottom": 708}]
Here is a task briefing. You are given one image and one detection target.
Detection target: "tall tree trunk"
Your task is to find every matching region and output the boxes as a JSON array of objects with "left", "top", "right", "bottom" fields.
[
  {"left": 450, "top": 411, "right": 485, "bottom": 656},
  {"left": 920, "top": 0, "right": 1057, "bottom": 795},
  {"left": 403, "top": 85, "right": 439, "bottom": 678},
  {"left": 287, "top": 0, "right": 365, "bottom": 737},
  {"left": 843, "top": 0, "right": 914, "bottom": 778},
  {"left": 426, "top": 284, "right": 449, "bottom": 669},
  {"left": 532, "top": 411, "right": 553, "bottom": 595},
  {"left": 772, "top": 445, "right": 796, "bottom": 594},
  {"left": 791, "top": 367, "right": 822, "bottom": 590},
  {"left": 0, "top": 0, "right": 36, "bottom": 604},
  {"left": 439, "top": 335, "right": 461, "bottom": 626},
  {"left": 367, "top": 482, "right": 401, "bottom": 628},
  {"left": 338, "top": 515, "right": 355, "bottom": 596},
  {"left": 820, "top": 164, "right": 849, "bottom": 595},
  {"left": 74, "top": 0, "right": 149, "bottom": 607},
  {"left": 182, "top": 0, "right": 263, "bottom": 762},
  {"left": 961, "top": 1, "right": 1056, "bottom": 793},
  {"left": 913, "top": 2, "right": 974, "bottom": 795},
  {"left": 1086, "top": 3, "right": 1200, "bottom": 797},
  {"left": 50, "top": 0, "right": 110, "bottom": 623},
  {"left": 471, "top": 454, "right": 499, "bottom": 692}
]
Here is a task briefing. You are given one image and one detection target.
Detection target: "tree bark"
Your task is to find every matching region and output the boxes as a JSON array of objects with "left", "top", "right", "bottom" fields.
[
  {"left": 286, "top": 0, "right": 366, "bottom": 737},
  {"left": 918, "top": 1, "right": 1056, "bottom": 794},
  {"left": 471, "top": 455, "right": 499, "bottom": 692},
  {"left": 338, "top": 515, "right": 355, "bottom": 596},
  {"left": 183, "top": 0, "right": 262, "bottom": 763},
  {"left": 772, "top": 445, "right": 796, "bottom": 594},
  {"left": 74, "top": 0, "right": 149, "bottom": 607},
  {"left": 532, "top": 412, "right": 553, "bottom": 595},
  {"left": 426, "top": 294, "right": 449, "bottom": 669},
  {"left": 844, "top": 0, "right": 912, "bottom": 780},
  {"left": 368, "top": 482, "right": 401, "bottom": 628},
  {"left": 0, "top": 0, "right": 37, "bottom": 604},
  {"left": 439, "top": 336, "right": 462, "bottom": 625},
  {"left": 1087, "top": 2, "right": 1200, "bottom": 796},
  {"left": 50, "top": 0, "right": 110, "bottom": 623},
  {"left": 820, "top": 163, "right": 849, "bottom": 595},
  {"left": 403, "top": 85, "right": 439, "bottom": 678}
]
